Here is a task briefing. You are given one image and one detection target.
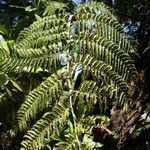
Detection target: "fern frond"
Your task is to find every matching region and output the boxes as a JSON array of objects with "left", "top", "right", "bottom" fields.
[
  {"left": 74, "top": 54, "right": 132, "bottom": 105},
  {"left": 77, "top": 33, "right": 137, "bottom": 81},
  {"left": 55, "top": 116, "right": 103, "bottom": 150},
  {"left": 16, "top": 31, "right": 68, "bottom": 51},
  {"left": 80, "top": 55, "right": 129, "bottom": 91},
  {"left": 54, "top": 134, "right": 77, "bottom": 150},
  {"left": 17, "top": 71, "right": 64, "bottom": 131},
  {"left": 21, "top": 98, "right": 70, "bottom": 150},
  {"left": 76, "top": 2, "right": 135, "bottom": 54},
  {"left": 78, "top": 80, "right": 116, "bottom": 99},
  {"left": 16, "top": 15, "right": 66, "bottom": 43},
  {"left": 75, "top": 15, "right": 134, "bottom": 54},
  {"left": 74, "top": 80, "right": 119, "bottom": 113},
  {"left": 0, "top": 53, "right": 60, "bottom": 73},
  {"left": 77, "top": 2, "right": 115, "bottom": 16},
  {"left": 1, "top": 1, "right": 139, "bottom": 149},
  {"left": 43, "top": 1, "right": 68, "bottom": 16}
]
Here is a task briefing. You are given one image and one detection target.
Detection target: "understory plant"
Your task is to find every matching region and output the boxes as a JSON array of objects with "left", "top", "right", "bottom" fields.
[{"left": 0, "top": 1, "right": 146, "bottom": 150}]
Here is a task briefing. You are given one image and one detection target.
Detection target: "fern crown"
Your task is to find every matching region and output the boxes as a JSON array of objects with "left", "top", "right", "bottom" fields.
[{"left": 0, "top": 2, "right": 138, "bottom": 150}]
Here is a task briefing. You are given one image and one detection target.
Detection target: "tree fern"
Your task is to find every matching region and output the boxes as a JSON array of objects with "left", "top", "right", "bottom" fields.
[{"left": 0, "top": 1, "right": 139, "bottom": 149}]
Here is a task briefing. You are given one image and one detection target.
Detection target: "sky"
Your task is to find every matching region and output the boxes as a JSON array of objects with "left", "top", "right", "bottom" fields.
[{"left": 73, "top": 0, "right": 82, "bottom": 5}]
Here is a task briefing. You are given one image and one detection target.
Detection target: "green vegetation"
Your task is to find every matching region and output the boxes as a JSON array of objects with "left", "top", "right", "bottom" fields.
[{"left": 0, "top": 1, "right": 149, "bottom": 150}]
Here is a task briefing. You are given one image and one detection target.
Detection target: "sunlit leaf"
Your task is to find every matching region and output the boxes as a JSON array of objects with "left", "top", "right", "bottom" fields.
[
  {"left": 0, "top": 25, "right": 9, "bottom": 37},
  {"left": 25, "top": 6, "right": 36, "bottom": 12},
  {"left": 10, "top": 79, "right": 23, "bottom": 92},
  {"left": 96, "top": 114, "right": 110, "bottom": 122},
  {"left": 43, "top": 1, "right": 68, "bottom": 15},
  {"left": 35, "top": 14, "right": 42, "bottom": 21},
  {"left": 5, "top": 87, "right": 12, "bottom": 97}
]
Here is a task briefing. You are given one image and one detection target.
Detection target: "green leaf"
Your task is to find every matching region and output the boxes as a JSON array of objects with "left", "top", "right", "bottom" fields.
[
  {"left": 5, "top": 87, "right": 12, "bottom": 97},
  {"left": 0, "top": 25, "right": 9, "bottom": 37},
  {"left": 50, "top": 136, "right": 62, "bottom": 142},
  {"left": 43, "top": 1, "right": 68, "bottom": 15},
  {"left": 3, "top": 41, "right": 10, "bottom": 54},
  {"left": 25, "top": 6, "right": 36, "bottom": 12},
  {"left": 3, "top": 40, "right": 14, "bottom": 54},
  {"left": 35, "top": 14, "right": 42, "bottom": 21},
  {"left": 95, "top": 114, "right": 110, "bottom": 122},
  {"left": 7, "top": 40, "right": 14, "bottom": 50},
  {"left": 10, "top": 79, "right": 23, "bottom": 92},
  {"left": 0, "top": 34, "right": 5, "bottom": 49},
  {"left": 67, "top": 121, "right": 74, "bottom": 134},
  {"left": 82, "top": 134, "right": 103, "bottom": 149}
]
